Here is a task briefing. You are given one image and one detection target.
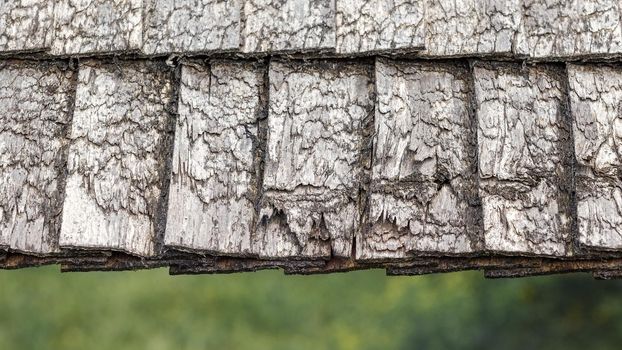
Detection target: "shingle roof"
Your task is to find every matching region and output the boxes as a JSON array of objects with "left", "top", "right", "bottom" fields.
[{"left": 2, "top": 0, "right": 622, "bottom": 278}]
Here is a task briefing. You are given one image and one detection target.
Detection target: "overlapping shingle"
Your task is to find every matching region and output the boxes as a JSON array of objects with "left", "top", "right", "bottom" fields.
[
  {"left": 474, "top": 62, "right": 574, "bottom": 257},
  {"left": 335, "top": 0, "right": 425, "bottom": 54},
  {"left": 165, "top": 61, "right": 265, "bottom": 255},
  {"left": 51, "top": 0, "right": 143, "bottom": 56},
  {"left": 256, "top": 60, "right": 373, "bottom": 258},
  {"left": 241, "top": 0, "right": 336, "bottom": 53},
  {"left": 59, "top": 60, "right": 174, "bottom": 257},
  {"left": 5, "top": 1, "right": 622, "bottom": 276},
  {"left": 525, "top": 0, "right": 622, "bottom": 59},
  {"left": 0, "top": 0, "right": 54, "bottom": 53},
  {"left": 358, "top": 59, "right": 481, "bottom": 260},
  {"left": 422, "top": 0, "right": 527, "bottom": 57},
  {"left": 568, "top": 64, "right": 622, "bottom": 251},
  {"left": 142, "top": 0, "right": 240, "bottom": 55},
  {"left": 0, "top": 61, "right": 74, "bottom": 255}
]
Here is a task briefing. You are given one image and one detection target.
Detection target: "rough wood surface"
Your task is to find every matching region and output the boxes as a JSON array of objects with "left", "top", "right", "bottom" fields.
[
  {"left": 170, "top": 258, "right": 326, "bottom": 274},
  {"left": 524, "top": 0, "right": 622, "bottom": 59},
  {"left": 568, "top": 64, "right": 622, "bottom": 251},
  {"left": 4, "top": 0, "right": 622, "bottom": 276},
  {"left": 0, "top": 253, "right": 108, "bottom": 270},
  {"left": 51, "top": 0, "right": 143, "bottom": 55},
  {"left": 484, "top": 258, "right": 622, "bottom": 278},
  {"left": 59, "top": 60, "right": 174, "bottom": 257},
  {"left": 421, "top": 0, "right": 527, "bottom": 57},
  {"left": 474, "top": 62, "right": 574, "bottom": 257},
  {"left": 358, "top": 59, "right": 481, "bottom": 261},
  {"left": 0, "top": 0, "right": 54, "bottom": 53},
  {"left": 60, "top": 252, "right": 211, "bottom": 272},
  {"left": 241, "top": 0, "right": 335, "bottom": 53},
  {"left": 165, "top": 61, "right": 265, "bottom": 255},
  {"left": 335, "top": 0, "right": 425, "bottom": 54},
  {"left": 256, "top": 60, "right": 373, "bottom": 259},
  {"left": 0, "top": 61, "right": 74, "bottom": 255},
  {"left": 142, "top": 0, "right": 240, "bottom": 55}
]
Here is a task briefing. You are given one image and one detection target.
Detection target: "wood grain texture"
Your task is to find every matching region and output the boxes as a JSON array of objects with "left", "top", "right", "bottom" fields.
[
  {"left": 241, "top": 0, "right": 335, "bottom": 53},
  {"left": 169, "top": 258, "right": 326, "bottom": 274},
  {"left": 568, "top": 64, "right": 622, "bottom": 251},
  {"left": 524, "top": 0, "right": 622, "bottom": 59},
  {"left": 421, "top": 0, "right": 527, "bottom": 57},
  {"left": 0, "top": 60, "right": 75, "bottom": 255},
  {"left": 165, "top": 61, "right": 265, "bottom": 256},
  {"left": 51, "top": 0, "right": 143, "bottom": 55},
  {"left": 142, "top": 0, "right": 240, "bottom": 55},
  {"left": 474, "top": 62, "right": 574, "bottom": 257},
  {"left": 255, "top": 60, "right": 374, "bottom": 259},
  {"left": 59, "top": 60, "right": 174, "bottom": 257},
  {"left": 0, "top": 0, "right": 54, "bottom": 53},
  {"left": 335, "top": 0, "right": 425, "bottom": 54},
  {"left": 358, "top": 59, "right": 481, "bottom": 261}
]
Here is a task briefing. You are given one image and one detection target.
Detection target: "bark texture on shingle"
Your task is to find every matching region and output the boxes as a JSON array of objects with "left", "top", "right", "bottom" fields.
[
  {"left": 0, "top": 0, "right": 54, "bottom": 53},
  {"left": 358, "top": 59, "right": 481, "bottom": 260},
  {"left": 165, "top": 61, "right": 264, "bottom": 256},
  {"left": 0, "top": 61, "right": 74, "bottom": 255},
  {"left": 51, "top": 0, "right": 143, "bottom": 55},
  {"left": 60, "top": 61, "right": 174, "bottom": 257},
  {"left": 142, "top": 0, "right": 240, "bottom": 55},
  {"left": 568, "top": 64, "right": 622, "bottom": 251},
  {"left": 241, "top": 0, "right": 336, "bottom": 53},
  {"left": 256, "top": 60, "right": 373, "bottom": 259},
  {"left": 335, "top": 0, "right": 425, "bottom": 54},
  {"left": 524, "top": 0, "right": 622, "bottom": 59},
  {"left": 474, "top": 63, "right": 574, "bottom": 257},
  {"left": 422, "top": 0, "right": 527, "bottom": 57}
]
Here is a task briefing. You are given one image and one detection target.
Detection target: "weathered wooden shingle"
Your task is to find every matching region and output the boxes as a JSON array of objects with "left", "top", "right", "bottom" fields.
[
  {"left": 358, "top": 59, "right": 481, "bottom": 260},
  {"left": 165, "top": 61, "right": 264, "bottom": 255},
  {"left": 142, "top": 0, "right": 240, "bottom": 55},
  {"left": 525, "top": 0, "right": 622, "bottom": 59},
  {"left": 474, "top": 62, "right": 574, "bottom": 257},
  {"left": 241, "top": 0, "right": 336, "bottom": 53},
  {"left": 568, "top": 64, "right": 622, "bottom": 251},
  {"left": 0, "top": 61, "right": 74, "bottom": 255},
  {"left": 0, "top": 0, "right": 54, "bottom": 53},
  {"left": 422, "top": 0, "right": 528, "bottom": 57},
  {"left": 59, "top": 60, "right": 174, "bottom": 257},
  {"left": 256, "top": 60, "right": 373, "bottom": 258},
  {"left": 5, "top": 0, "right": 622, "bottom": 276},
  {"left": 51, "top": 0, "right": 143, "bottom": 55},
  {"left": 335, "top": 0, "right": 425, "bottom": 54}
]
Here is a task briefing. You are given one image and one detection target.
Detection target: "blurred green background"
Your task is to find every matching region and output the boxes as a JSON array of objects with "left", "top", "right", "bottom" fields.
[{"left": 0, "top": 267, "right": 621, "bottom": 350}]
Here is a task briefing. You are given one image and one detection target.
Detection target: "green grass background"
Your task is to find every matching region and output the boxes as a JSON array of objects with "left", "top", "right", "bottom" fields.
[{"left": 0, "top": 267, "right": 621, "bottom": 349}]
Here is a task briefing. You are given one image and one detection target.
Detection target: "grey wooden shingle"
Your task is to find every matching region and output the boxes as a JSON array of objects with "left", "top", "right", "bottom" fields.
[
  {"left": 142, "top": 0, "right": 240, "bottom": 55},
  {"left": 164, "top": 61, "right": 265, "bottom": 255},
  {"left": 357, "top": 59, "right": 481, "bottom": 260},
  {"left": 5, "top": 0, "right": 622, "bottom": 275},
  {"left": 474, "top": 62, "right": 574, "bottom": 257},
  {"left": 0, "top": 0, "right": 54, "bottom": 53},
  {"left": 255, "top": 60, "right": 374, "bottom": 259},
  {"left": 0, "top": 61, "right": 74, "bottom": 255},
  {"left": 525, "top": 0, "right": 622, "bottom": 59},
  {"left": 422, "top": 0, "right": 528, "bottom": 57},
  {"left": 335, "top": 0, "right": 425, "bottom": 54},
  {"left": 241, "top": 0, "right": 336, "bottom": 53},
  {"left": 51, "top": 0, "right": 143, "bottom": 55},
  {"left": 568, "top": 64, "right": 622, "bottom": 251},
  {"left": 59, "top": 60, "right": 174, "bottom": 257}
]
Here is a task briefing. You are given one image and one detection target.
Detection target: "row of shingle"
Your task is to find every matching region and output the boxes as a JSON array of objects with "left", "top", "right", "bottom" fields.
[
  {"left": 2, "top": 0, "right": 622, "bottom": 58},
  {"left": 1, "top": 57, "right": 622, "bottom": 266}
]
